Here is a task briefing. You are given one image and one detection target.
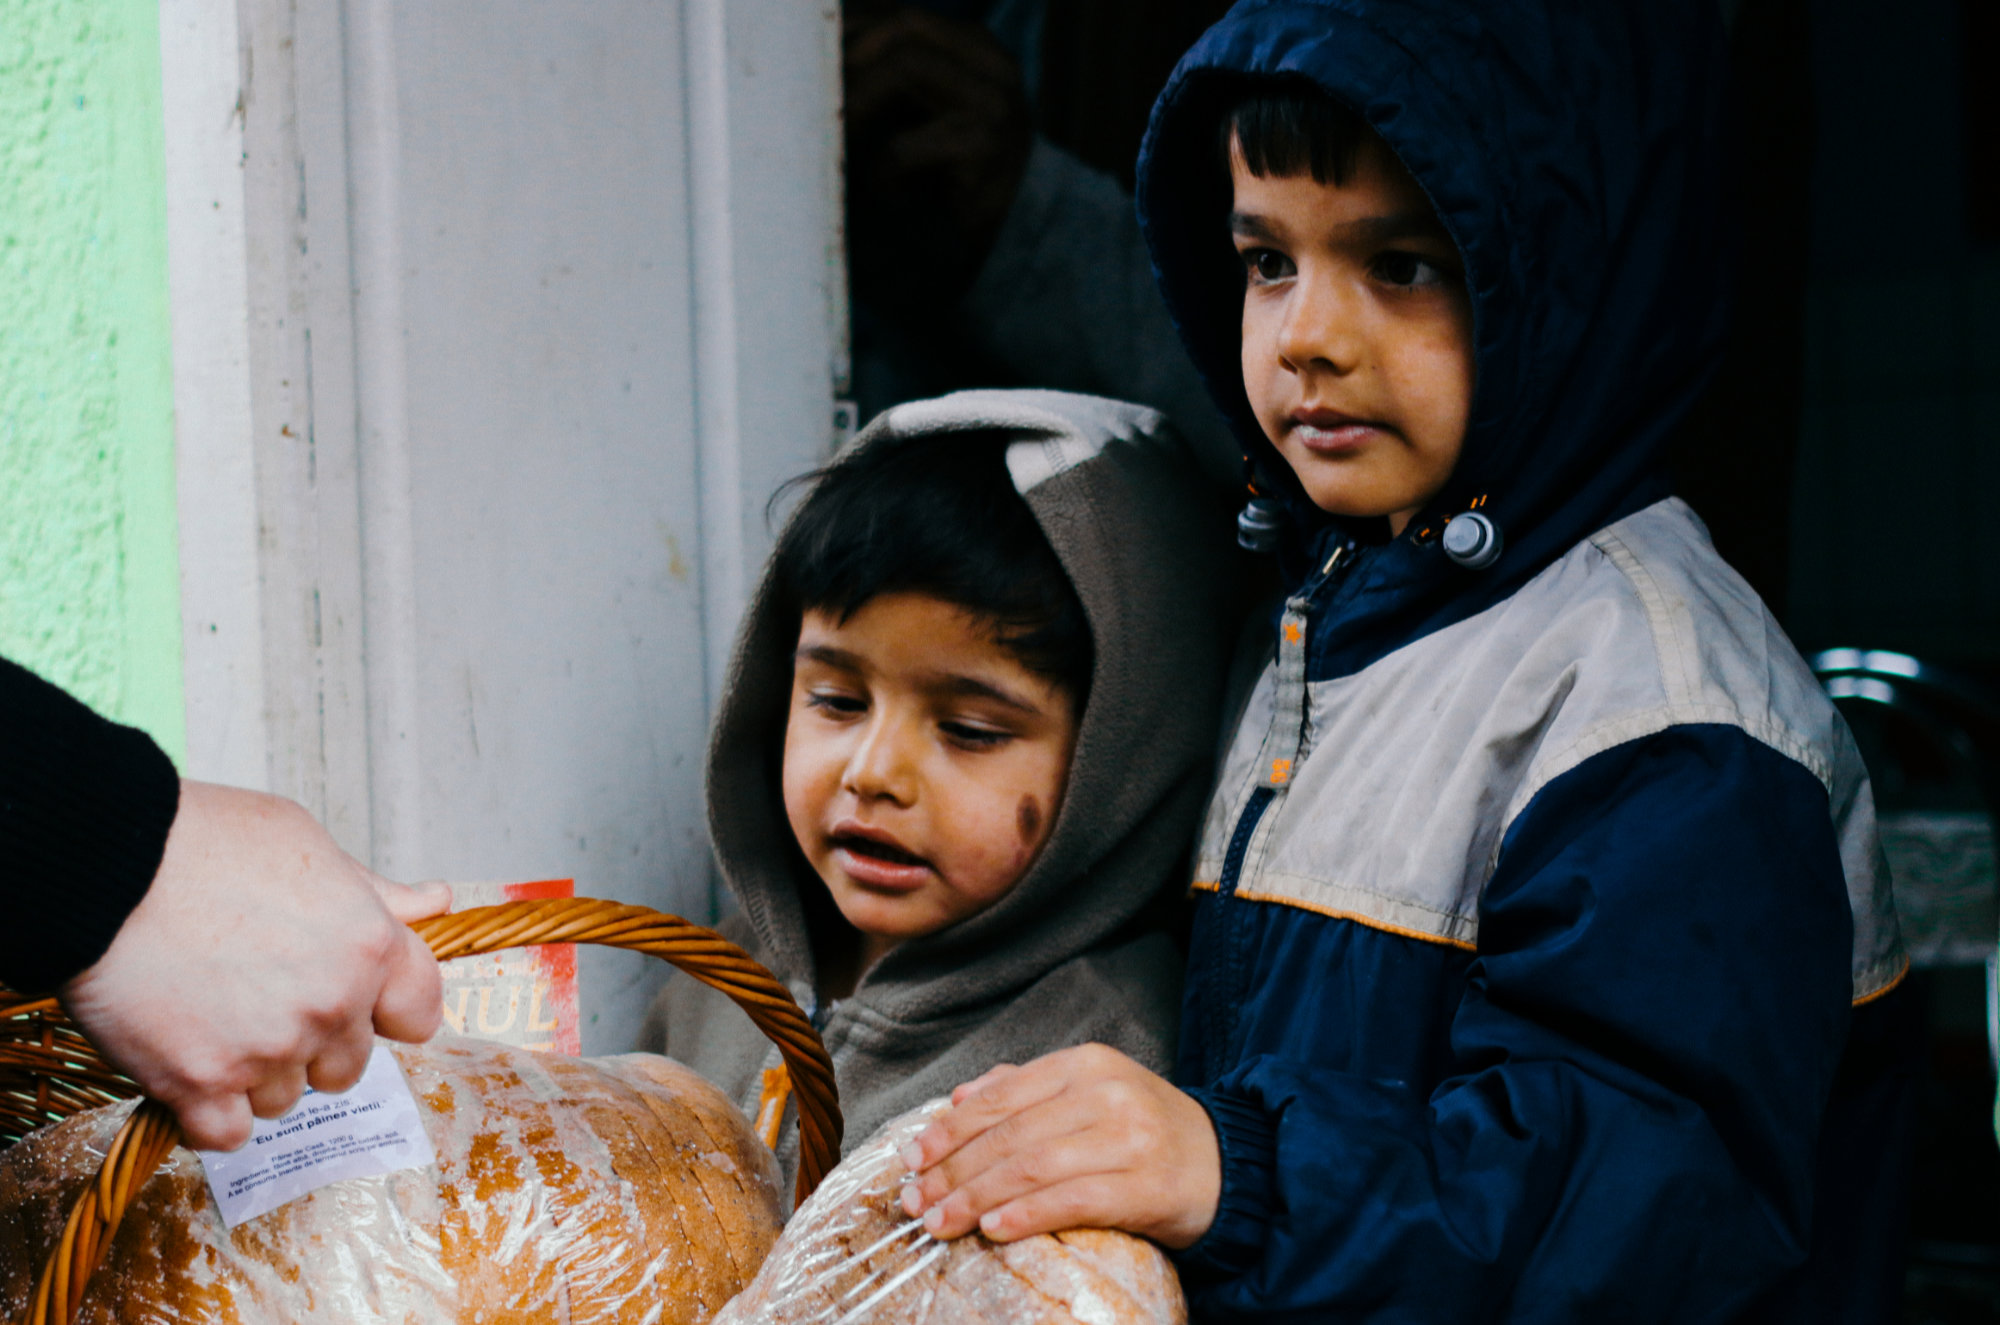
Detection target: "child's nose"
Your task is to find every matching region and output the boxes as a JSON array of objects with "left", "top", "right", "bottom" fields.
[
  {"left": 1276, "top": 272, "right": 1362, "bottom": 376},
  {"left": 844, "top": 714, "right": 919, "bottom": 805}
]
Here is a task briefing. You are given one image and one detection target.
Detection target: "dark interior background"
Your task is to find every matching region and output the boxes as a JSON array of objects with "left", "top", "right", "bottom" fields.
[
  {"left": 1764, "top": 0, "right": 1998, "bottom": 662},
  {"left": 843, "top": 5, "right": 2000, "bottom": 1315},
  {"left": 849, "top": 0, "right": 2000, "bottom": 661}
]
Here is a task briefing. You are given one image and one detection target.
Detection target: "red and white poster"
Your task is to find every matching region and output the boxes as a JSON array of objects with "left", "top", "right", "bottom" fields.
[{"left": 438, "top": 879, "right": 580, "bottom": 1055}]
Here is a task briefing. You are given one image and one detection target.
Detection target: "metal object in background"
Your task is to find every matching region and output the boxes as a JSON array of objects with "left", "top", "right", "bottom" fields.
[{"left": 1809, "top": 649, "right": 2000, "bottom": 1064}]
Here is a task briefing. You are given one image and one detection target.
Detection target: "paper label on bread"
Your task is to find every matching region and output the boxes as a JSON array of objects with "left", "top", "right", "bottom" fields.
[
  {"left": 196, "top": 1044, "right": 435, "bottom": 1228},
  {"left": 715, "top": 1099, "right": 1187, "bottom": 1325}
]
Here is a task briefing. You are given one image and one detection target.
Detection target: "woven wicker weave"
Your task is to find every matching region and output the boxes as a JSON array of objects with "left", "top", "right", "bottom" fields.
[{"left": 0, "top": 897, "right": 842, "bottom": 1325}]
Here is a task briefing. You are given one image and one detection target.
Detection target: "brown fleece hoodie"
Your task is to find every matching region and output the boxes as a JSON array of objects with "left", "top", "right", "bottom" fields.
[{"left": 641, "top": 389, "right": 1235, "bottom": 1194}]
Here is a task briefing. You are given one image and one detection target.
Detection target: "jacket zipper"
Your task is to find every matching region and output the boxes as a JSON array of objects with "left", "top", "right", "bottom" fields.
[
  {"left": 1200, "top": 541, "right": 1355, "bottom": 1073},
  {"left": 1219, "top": 538, "right": 1354, "bottom": 899}
]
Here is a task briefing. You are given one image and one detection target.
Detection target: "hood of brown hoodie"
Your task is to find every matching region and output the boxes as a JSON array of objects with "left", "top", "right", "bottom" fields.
[{"left": 708, "top": 389, "right": 1235, "bottom": 1029}]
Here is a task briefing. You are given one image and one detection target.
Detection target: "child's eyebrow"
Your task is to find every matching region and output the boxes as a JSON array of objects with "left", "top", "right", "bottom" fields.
[
  {"left": 794, "top": 647, "right": 1042, "bottom": 714},
  {"left": 795, "top": 643, "right": 862, "bottom": 670},
  {"left": 1229, "top": 209, "right": 1449, "bottom": 247},
  {"left": 1229, "top": 210, "right": 1284, "bottom": 241},
  {"left": 926, "top": 674, "right": 1039, "bottom": 715},
  {"left": 1337, "top": 212, "right": 1452, "bottom": 246}
]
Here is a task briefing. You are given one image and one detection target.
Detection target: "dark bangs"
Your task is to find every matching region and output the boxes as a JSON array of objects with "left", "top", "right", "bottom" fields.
[
  {"left": 1219, "top": 77, "right": 1371, "bottom": 185},
  {"left": 771, "top": 437, "right": 1093, "bottom": 702}
]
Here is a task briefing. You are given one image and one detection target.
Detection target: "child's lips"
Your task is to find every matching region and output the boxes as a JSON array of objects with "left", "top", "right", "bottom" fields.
[
  {"left": 1288, "top": 410, "right": 1385, "bottom": 456},
  {"left": 828, "top": 827, "right": 936, "bottom": 892}
]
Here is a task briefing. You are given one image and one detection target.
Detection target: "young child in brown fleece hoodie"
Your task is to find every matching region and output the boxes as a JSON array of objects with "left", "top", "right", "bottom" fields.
[{"left": 642, "top": 389, "right": 1235, "bottom": 1195}]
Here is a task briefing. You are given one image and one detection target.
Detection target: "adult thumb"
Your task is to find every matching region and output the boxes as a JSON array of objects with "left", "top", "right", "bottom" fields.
[
  {"left": 175, "top": 1091, "right": 255, "bottom": 1153},
  {"left": 373, "top": 876, "right": 454, "bottom": 924},
  {"left": 371, "top": 927, "right": 446, "bottom": 1044}
]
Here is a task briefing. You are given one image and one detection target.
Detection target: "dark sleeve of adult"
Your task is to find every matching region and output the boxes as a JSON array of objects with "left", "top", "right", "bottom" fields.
[
  {"left": 1175, "top": 726, "right": 1857, "bottom": 1322},
  {"left": 0, "top": 656, "right": 179, "bottom": 993}
]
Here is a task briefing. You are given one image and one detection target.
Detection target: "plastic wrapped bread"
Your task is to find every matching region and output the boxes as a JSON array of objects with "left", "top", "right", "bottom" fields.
[
  {"left": 0, "top": 1036, "right": 784, "bottom": 1323},
  {"left": 715, "top": 1100, "right": 1186, "bottom": 1325}
]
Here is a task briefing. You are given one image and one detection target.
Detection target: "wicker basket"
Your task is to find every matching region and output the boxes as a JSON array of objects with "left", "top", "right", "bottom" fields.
[{"left": 0, "top": 897, "right": 843, "bottom": 1325}]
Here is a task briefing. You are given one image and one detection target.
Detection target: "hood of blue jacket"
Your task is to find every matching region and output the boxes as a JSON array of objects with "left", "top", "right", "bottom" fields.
[{"left": 1137, "top": 0, "right": 1733, "bottom": 675}]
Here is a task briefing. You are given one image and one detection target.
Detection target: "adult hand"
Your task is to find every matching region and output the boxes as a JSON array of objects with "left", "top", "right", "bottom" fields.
[
  {"left": 844, "top": 5, "right": 1033, "bottom": 312},
  {"left": 58, "top": 781, "right": 451, "bottom": 1151},
  {"left": 896, "top": 1043, "right": 1222, "bottom": 1248}
]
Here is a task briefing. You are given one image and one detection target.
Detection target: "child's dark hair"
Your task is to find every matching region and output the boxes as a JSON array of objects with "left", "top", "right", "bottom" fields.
[
  {"left": 772, "top": 437, "right": 1093, "bottom": 702},
  {"left": 1218, "top": 77, "right": 1371, "bottom": 186}
]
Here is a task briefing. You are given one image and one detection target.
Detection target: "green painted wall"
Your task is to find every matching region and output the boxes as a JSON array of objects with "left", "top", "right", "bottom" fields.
[{"left": 1, "top": 0, "right": 184, "bottom": 762}]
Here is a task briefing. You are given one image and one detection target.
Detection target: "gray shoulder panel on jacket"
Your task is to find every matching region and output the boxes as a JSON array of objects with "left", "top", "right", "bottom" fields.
[{"left": 1195, "top": 499, "right": 1905, "bottom": 1000}]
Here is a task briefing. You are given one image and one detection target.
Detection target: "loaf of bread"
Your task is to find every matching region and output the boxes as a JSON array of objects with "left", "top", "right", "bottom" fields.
[
  {"left": 714, "top": 1100, "right": 1186, "bottom": 1325},
  {"left": 0, "top": 1036, "right": 784, "bottom": 1324}
]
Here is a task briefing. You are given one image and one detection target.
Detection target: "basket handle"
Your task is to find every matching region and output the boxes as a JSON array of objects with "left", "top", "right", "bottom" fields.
[{"left": 17, "top": 897, "right": 842, "bottom": 1325}]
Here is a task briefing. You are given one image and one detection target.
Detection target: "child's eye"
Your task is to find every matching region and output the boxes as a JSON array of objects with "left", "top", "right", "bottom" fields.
[
  {"left": 804, "top": 690, "right": 866, "bottom": 717},
  {"left": 1239, "top": 247, "right": 1295, "bottom": 286},
  {"left": 940, "top": 720, "right": 1011, "bottom": 750},
  {"left": 1371, "top": 250, "right": 1453, "bottom": 289}
]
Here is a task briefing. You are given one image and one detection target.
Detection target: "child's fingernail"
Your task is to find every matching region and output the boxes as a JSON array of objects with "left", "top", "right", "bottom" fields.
[
  {"left": 898, "top": 1144, "right": 923, "bottom": 1171},
  {"left": 900, "top": 1183, "right": 923, "bottom": 1216},
  {"left": 923, "top": 1206, "right": 945, "bottom": 1233},
  {"left": 979, "top": 1210, "right": 1002, "bottom": 1236}
]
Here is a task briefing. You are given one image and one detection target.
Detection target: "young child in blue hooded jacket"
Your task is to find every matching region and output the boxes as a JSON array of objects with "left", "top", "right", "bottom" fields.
[{"left": 894, "top": 2, "right": 1916, "bottom": 1321}]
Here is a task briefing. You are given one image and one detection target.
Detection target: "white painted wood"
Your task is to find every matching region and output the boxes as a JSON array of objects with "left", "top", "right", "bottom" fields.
[
  {"left": 164, "top": 0, "right": 846, "bottom": 1055},
  {"left": 687, "top": 0, "right": 848, "bottom": 706},
  {"left": 721, "top": 0, "right": 849, "bottom": 543},
  {"left": 232, "top": 0, "right": 376, "bottom": 853},
  {"left": 685, "top": 0, "right": 749, "bottom": 717},
  {"left": 355, "top": 0, "right": 722, "bottom": 1054},
  {"left": 684, "top": 0, "right": 846, "bottom": 925},
  {"left": 286, "top": 0, "right": 378, "bottom": 855},
  {"left": 161, "top": 0, "right": 265, "bottom": 790},
  {"left": 164, "top": 0, "right": 375, "bottom": 857},
  {"left": 339, "top": 0, "right": 424, "bottom": 876}
]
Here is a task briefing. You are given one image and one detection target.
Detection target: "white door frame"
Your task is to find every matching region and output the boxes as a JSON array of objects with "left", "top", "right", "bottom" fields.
[{"left": 161, "top": 0, "right": 845, "bottom": 1050}]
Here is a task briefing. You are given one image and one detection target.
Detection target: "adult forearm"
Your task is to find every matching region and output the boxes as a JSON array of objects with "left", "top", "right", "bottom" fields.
[{"left": 0, "top": 656, "right": 179, "bottom": 992}]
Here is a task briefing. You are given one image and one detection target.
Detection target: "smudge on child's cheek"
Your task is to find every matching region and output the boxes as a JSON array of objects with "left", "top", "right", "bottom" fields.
[{"left": 1017, "top": 795, "right": 1042, "bottom": 844}]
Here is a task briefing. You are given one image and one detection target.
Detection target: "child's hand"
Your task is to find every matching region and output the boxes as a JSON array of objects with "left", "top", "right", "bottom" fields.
[{"left": 895, "top": 1044, "right": 1221, "bottom": 1249}]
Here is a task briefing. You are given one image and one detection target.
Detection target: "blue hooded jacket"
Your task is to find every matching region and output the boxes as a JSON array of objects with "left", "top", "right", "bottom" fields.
[{"left": 1133, "top": 2, "right": 1918, "bottom": 1320}]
